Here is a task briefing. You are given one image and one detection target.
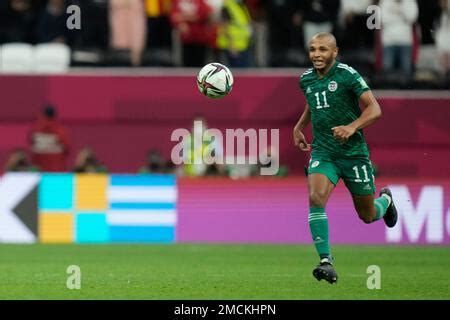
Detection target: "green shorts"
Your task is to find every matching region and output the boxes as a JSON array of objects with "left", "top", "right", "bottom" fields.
[{"left": 307, "top": 154, "right": 376, "bottom": 196}]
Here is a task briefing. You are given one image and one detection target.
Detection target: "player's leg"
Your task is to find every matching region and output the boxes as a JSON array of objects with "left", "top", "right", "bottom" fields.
[
  {"left": 307, "top": 158, "right": 339, "bottom": 284},
  {"left": 308, "top": 173, "right": 335, "bottom": 260},
  {"left": 378, "top": 187, "right": 398, "bottom": 227},
  {"left": 351, "top": 193, "right": 377, "bottom": 223},
  {"left": 351, "top": 191, "right": 397, "bottom": 226},
  {"left": 341, "top": 158, "right": 398, "bottom": 227}
]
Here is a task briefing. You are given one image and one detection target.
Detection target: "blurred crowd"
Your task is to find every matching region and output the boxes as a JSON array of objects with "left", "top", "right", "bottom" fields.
[
  {"left": 4, "top": 104, "right": 286, "bottom": 178},
  {"left": 0, "top": 0, "right": 450, "bottom": 87}
]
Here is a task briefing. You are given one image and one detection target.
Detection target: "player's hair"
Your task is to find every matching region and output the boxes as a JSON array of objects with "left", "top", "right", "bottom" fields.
[{"left": 310, "top": 32, "right": 337, "bottom": 48}]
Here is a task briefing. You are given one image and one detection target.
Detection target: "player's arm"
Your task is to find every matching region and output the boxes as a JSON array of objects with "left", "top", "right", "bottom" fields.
[
  {"left": 332, "top": 90, "right": 382, "bottom": 143},
  {"left": 293, "top": 103, "right": 312, "bottom": 151}
]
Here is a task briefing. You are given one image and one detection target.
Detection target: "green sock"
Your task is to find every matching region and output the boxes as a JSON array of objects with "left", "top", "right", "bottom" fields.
[
  {"left": 308, "top": 207, "right": 331, "bottom": 261},
  {"left": 373, "top": 195, "right": 391, "bottom": 221}
]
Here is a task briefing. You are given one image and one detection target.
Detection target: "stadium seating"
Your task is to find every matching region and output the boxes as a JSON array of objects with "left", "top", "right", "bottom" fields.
[
  {"left": 0, "top": 43, "right": 71, "bottom": 74},
  {"left": 0, "top": 43, "right": 34, "bottom": 73},
  {"left": 34, "top": 43, "right": 71, "bottom": 73}
]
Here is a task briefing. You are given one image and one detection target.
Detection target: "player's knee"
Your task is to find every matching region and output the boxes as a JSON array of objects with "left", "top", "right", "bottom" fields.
[
  {"left": 357, "top": 209, "right": 376, "bottom": 224},
  {"left": 309, "top": 191, "right": 327, "bottom": 207}
]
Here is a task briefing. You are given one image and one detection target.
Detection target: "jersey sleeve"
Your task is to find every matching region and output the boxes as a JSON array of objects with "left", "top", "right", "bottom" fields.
[
  {"left": 299, "top": 68, "right": 313, "bottom": 94},
  {"left": 348, "top": 70, "right": 370, "bottom": 97},
  {"left": 299, "top": 76, "right": 305, "bottom": 94}
]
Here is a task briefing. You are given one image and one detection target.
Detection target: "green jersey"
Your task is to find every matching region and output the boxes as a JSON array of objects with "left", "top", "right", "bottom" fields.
[{"left": 299, "top": 61, "right": 371, "bottom": 158}]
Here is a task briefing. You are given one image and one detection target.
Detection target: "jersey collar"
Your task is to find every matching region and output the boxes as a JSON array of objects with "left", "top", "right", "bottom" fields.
[{"left": 314, "top": 60, "right": 339, "bottom": 80}]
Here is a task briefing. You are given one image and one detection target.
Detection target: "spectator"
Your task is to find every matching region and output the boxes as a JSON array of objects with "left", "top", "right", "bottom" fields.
[
  {"left": 204, "top": 0, "right": 224, "bottom": 62},
  {"left": 29, "top": 104, "right": 70, "bottom": 172},
  {"left": 182, "top": 115, "right": 226, "bottom": 176},
  {"left": 338, "top": 0, "right": 374, "bottom": 50},
  {"left": 216, "top": 0, "right": 253, "bottom": 68},
  {"left": 73, "top": 147, "right": 108, "bottom": 173},
  {"left": 139, "top": 149, "right": 173, "bottom": 173},
  {"left": 299, "top": 0, "right": 341, "bottom": 50},
  {"left": 145, "top": 0, "right": 172, "bottom": 50},
  {"left": 170, "top": 0, "right": 213, "bottom": 67},
  {"left": 436, "top": 0, "right": 450, "bottom": 76},
  {"left": 0, "top": 0, "right": 37, "bottom": 44},
  {"left": 35, "top": 0, "right": 70, "bottom": 44},
  {"left": 4, "top": 148, "right": 39, "bottom": 172},
  {"left": 264, "top": 0, "right": 303, "bottom": 66},
  {"left": 109, "top": 0, "right": 147, "bottom": 66},
  {"left": 144, "top": 0, "right": 173, "bottom": 66},
  {"left": 417, "top": 0, "right": 442, "bottom": 46},
  {"left": 71, "top": 0, "right": 109, "bottom": 50},
  {"left": 414, "top": 0, "right": 442, "bottom": 75},
  {"left": 380, "top": 0, "right": 418, "bottom": 78}
]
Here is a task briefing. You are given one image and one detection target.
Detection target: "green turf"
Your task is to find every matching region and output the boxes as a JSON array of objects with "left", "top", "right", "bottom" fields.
[{"left": 0, "top": 244, "right": 448, "bottom": 299}]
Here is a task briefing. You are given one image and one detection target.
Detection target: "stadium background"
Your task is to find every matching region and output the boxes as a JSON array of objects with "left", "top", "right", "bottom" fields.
[{"left": 0, "top": 0, "right": 449, "bottom": 299}]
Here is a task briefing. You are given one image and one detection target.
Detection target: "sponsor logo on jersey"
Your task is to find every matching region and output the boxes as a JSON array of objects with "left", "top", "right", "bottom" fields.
[
  {"left": 363, "top": 184, "right": 372, "bottom": 190},
  {"left": 328, "top": 81, "right": 338, "bottom": 92},
  {"left": 311, "top": 161, "right": 320, "bottom": 168},
  {"left": 306, "top": 86, "right": 312, "bottom": 94}
]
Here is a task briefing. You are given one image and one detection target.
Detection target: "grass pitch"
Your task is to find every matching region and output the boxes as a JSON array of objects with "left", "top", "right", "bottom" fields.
[{"left": 0, "top": 244, "right": 448, "bottom": 300}]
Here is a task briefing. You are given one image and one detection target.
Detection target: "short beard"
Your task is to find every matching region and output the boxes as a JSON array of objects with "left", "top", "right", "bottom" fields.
[{"left": 315, "top": 56, "right": 334, "bottom": 71}]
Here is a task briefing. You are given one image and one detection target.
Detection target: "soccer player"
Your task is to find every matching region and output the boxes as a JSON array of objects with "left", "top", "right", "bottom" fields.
[{"left": 293, "top": 32, "right": 398, "bottom": 284}]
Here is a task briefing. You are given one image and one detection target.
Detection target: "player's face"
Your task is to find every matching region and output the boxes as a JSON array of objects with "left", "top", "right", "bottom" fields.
[{"left": 309, "top": 38, "right": 338, "bottom": 71}]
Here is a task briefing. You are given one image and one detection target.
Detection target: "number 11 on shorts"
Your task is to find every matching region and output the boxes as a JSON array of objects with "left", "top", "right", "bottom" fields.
[{"left": 352, "top": 165, "right": 370, "bottom": 182}]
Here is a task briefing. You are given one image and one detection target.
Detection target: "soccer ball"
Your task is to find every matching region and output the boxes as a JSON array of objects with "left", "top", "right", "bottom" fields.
[{"left": 197, "top": 62, "right": 233, "bottom": 99}]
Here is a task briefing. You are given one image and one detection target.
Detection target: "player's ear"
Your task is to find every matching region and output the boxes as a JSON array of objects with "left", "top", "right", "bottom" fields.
[{"left": 333, "top": 47, "right": 339, "bottom": 59}]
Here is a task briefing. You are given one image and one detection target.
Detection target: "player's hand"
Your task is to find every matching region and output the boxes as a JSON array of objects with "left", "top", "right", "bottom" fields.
[
  {"left": 331, "top": 125, "right": 356, "bottom": 143},
  {"left": 293, "top": 128, "right": 311, "bottom": 151}
]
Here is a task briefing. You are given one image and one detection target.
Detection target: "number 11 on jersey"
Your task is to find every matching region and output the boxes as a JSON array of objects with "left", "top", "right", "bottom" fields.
[{"left": 314, "top": 91, "right": 330, "bottom": 109}]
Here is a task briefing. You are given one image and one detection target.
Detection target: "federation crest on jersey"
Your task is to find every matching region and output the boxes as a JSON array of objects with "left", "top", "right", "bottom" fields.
[
  {"left": 311, "top": 161, "right": 320, "bottom": 168},
  {"left": 328, "top": 81, "right": 338, "bottom": 92}
]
